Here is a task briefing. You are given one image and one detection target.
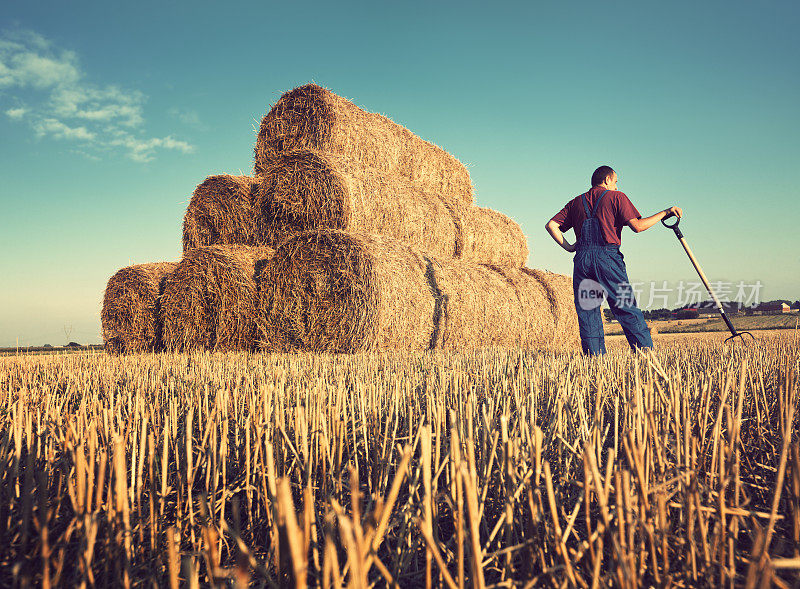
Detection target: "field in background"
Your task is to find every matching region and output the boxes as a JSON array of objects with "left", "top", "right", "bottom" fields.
[
  {"left": 605, "top": 313, "right": 799, "bottom": 335},
  {"left": 0, "top": 345, "right": 103, "bottom": 357},
  {"left": 606, "top": 328, "right": 794, "bottom": 346},
  {"left": 0, "top": 333, "right": 798, "bottom": 587}
]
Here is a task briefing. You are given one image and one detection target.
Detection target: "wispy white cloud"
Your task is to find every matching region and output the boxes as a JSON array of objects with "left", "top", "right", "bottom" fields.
[
  {"left": 5, "top": 106, "right": 26, "bottom": 119},
  {"left": 50, "top": 85, "right": 144, "bottom": 127},
  {"left": 169, "top": 107, "right": 203, "bottom": 128},
  {"left": 32, "top": 117, "right": 95, "bottom": 141},
  {"left": 1, "top": 50, "right": 81, "bottom": 89},
  {"left": 0, "top": 28, "right": 194, "bottom": 162},
  {"left": 109, "top": 134, "right": 194, "bottom": 163},
  {"left": 0, "top": 31, "right": 80, "bottom": 90}
]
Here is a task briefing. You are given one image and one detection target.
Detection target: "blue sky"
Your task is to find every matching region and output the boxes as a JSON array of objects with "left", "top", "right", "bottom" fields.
[{"left": 1, "top": 0, "right": 798, "bottom": 346}]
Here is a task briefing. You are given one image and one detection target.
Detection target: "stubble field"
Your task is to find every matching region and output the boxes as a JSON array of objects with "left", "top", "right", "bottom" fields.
[{"left": 0, "top": 332, "right": 798, "bottom": 588}]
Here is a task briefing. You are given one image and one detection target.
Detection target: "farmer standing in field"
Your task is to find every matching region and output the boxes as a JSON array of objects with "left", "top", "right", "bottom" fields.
[{"left": 545, "top": 166, "right": 682, "bottom": 355}]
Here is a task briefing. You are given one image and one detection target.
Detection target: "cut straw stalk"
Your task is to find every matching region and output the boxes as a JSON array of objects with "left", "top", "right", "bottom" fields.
[
  {"left": 2, "top": 334, "right": 800, "bottom": 586},
  {"left": 257, "top": 229, "right": 577, "bottom": 353},
  {"left": 162, "top": 244, "right": 275, "bottom": 352},
  {"left": 255, "top": 83, "right": 473, "bottom": 206},
  {"left": 256, "top": 149, "right": 527, "bottom": 266}
]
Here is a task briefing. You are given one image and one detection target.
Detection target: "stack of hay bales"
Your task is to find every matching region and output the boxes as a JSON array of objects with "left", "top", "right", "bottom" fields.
[
  {"left": 257, "top": 230, "right": 577, "bottom": 353},
  {"left": 102, "top": 83, "right": 580, "bottom": 353}
]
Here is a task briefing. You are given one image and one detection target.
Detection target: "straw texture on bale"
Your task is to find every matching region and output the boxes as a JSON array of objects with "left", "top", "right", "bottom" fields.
[
  {"left": 521, "top": 268, "right": 580, "bottom": 348},
  {"left": 544, "top": 268, "right": 607, "bottom": 343},
  {"left": 257, "top": 230, "right": 575, "bottom": 353},
  {"left": 182, "top": 175, "right": 262, "bottom": 252},
  {"left": 161, "top": 245, "right": 275, "bottom": 352},
  {"left": 255, "top": 83, "right": 473, "bottom": 206},
  {"left": 456, "top": 205, "right": 529, "bottom": 265},
  {"left": 256, "top": 149, "right": 528, "bottom": 266},
  {"left": 101, "top": 262, "right": 178, "bottom": 354}
]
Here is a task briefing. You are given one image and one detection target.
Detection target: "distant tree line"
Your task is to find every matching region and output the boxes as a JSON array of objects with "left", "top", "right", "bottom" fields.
[{"left": 602, "top": 299, "right": 799, "bottom": 322}]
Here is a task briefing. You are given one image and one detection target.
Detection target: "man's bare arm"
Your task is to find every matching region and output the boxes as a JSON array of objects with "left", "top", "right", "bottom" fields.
[
  {"left": 545, "top": 220, "right": 576, "bottom": 253},
  {"left": 628, "top": 206, "right": 683, "bottom": 233}
]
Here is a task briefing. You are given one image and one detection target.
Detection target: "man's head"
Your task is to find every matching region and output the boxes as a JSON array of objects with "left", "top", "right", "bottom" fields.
[{"left": 591, "top": 166, "right": 617, "bottom": 189}]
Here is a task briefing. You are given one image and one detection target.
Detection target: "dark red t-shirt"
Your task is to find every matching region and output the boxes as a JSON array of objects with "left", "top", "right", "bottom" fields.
[{"left": 550, "top": 186, "right": 641, "bottom": 246}]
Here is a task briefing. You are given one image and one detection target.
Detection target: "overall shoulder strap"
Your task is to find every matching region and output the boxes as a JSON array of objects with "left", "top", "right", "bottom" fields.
[
  {"left": 580, "top": 193, "right": 591, "bottom": 217},
  {"left": 591, "top": 189, "right": 610, "bottom": 217}
]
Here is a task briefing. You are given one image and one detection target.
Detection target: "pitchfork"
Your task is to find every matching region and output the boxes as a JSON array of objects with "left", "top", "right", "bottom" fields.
[{"left": 661, "top": 212, "right": 755, "bottom": 344}]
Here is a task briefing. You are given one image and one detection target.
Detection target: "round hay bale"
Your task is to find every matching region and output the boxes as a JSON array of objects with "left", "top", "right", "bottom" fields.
[
  {"left": 458, "top": 205, "right": 529, "bottom": 266},
  {"left": 255, "top": 83, "right": 473, "bottom": 206},
  {"left": 101, "top": 262, "right": 178, "bottom": 354},
  {"left": 182, "top": 175, "right": 263, "bottom": 252},
  {"left": 256, "top": 149, "right": 528, "bottom": 265},
  {"left": 521, "top": 269, "right": 580, "bottom": 349},
  {"left": 256, "top": 149, "right": 455, "bottom": 256},
  {"left": 257, "top": 230, "right": 570, "bottom": 353},
  {"left": 161, "top": 245, "right": 275, "bottom": 352}
]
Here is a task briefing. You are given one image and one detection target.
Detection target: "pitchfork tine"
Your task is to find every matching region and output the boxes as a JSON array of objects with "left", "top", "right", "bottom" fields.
[{"left": 725, "top": 331, "right": 755, "bottom": 344}]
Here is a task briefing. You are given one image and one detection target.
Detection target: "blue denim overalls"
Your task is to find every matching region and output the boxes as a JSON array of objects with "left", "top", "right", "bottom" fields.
[{"left": 572, "top": 190, "right": 653, "bottom": 355}]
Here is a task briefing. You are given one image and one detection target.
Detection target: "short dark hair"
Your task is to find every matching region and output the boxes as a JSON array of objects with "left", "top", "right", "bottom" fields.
[{"left": 591, "top": 165, "right": 615, "bottom": 187}]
